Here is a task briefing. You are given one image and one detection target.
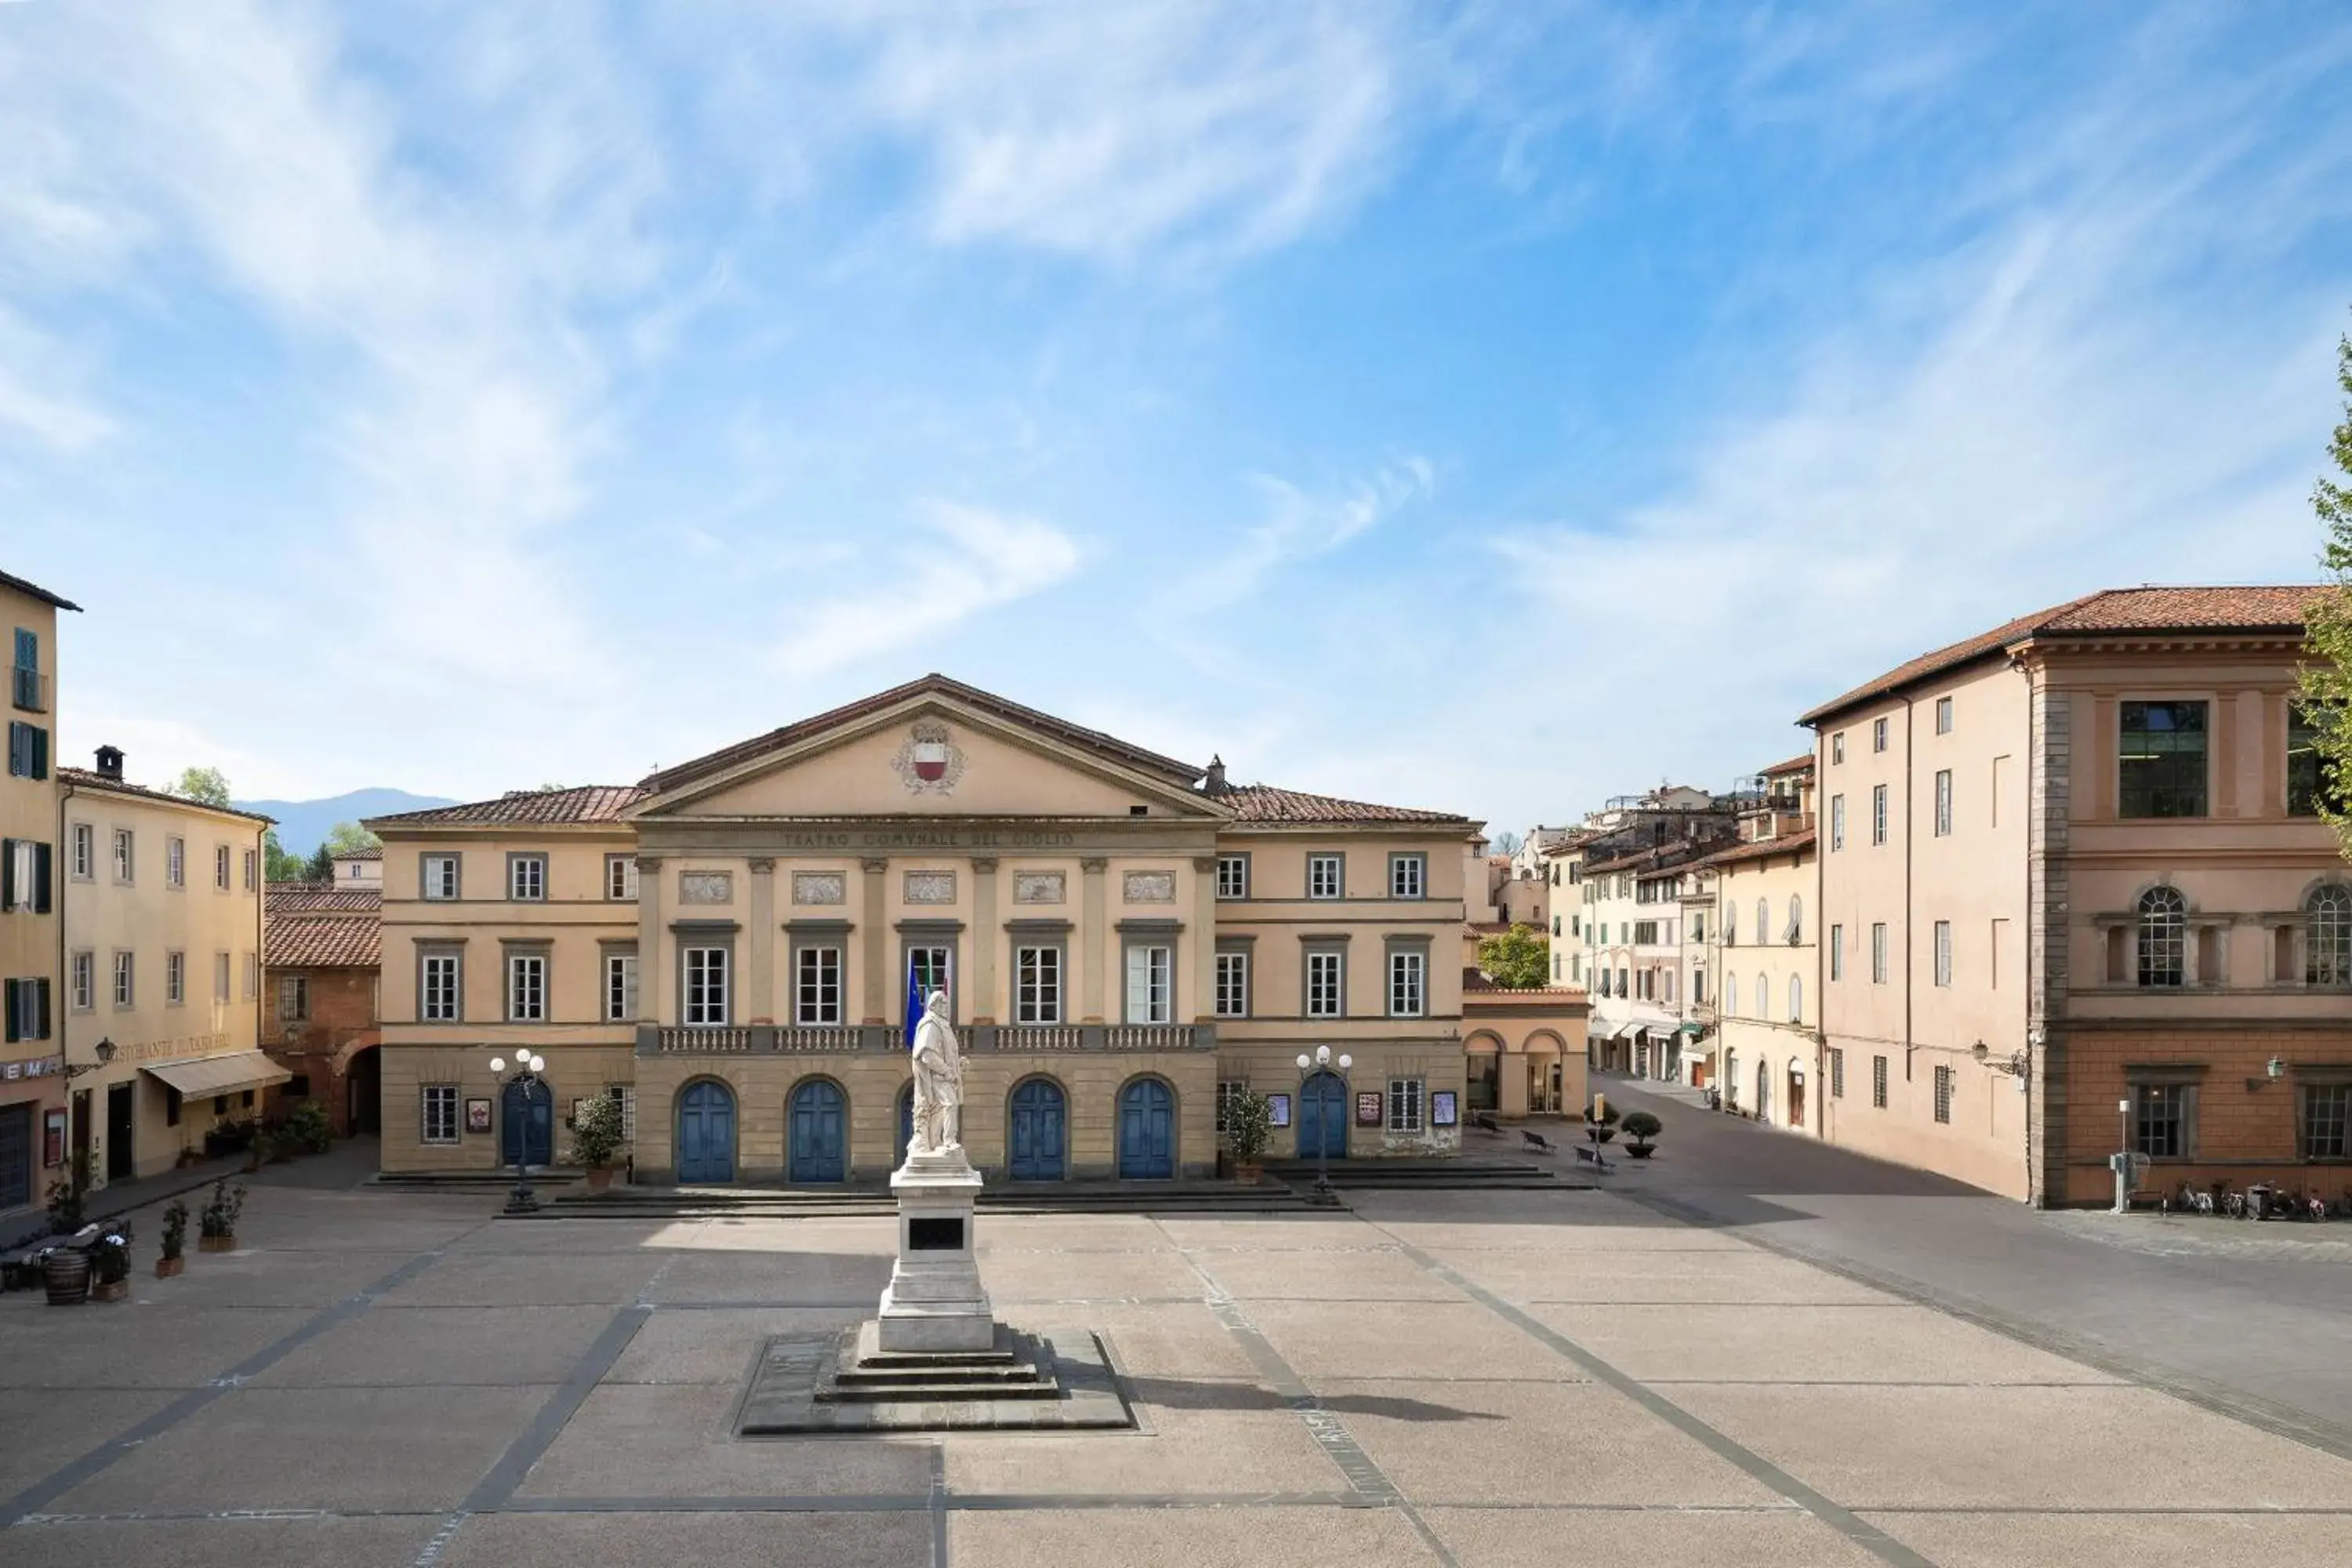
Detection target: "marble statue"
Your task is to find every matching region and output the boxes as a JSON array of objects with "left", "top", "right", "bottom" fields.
[{"left": 908, "top": 989, "right": 964, "bottom": 1155}]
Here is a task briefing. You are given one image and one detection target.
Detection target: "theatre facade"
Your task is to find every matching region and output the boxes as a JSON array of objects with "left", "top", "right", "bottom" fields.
[{"left": 370, "top": 676, "right": 1486, "bottom": 1182}]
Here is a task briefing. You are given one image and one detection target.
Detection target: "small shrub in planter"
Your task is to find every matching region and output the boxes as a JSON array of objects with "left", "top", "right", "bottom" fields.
[
  {"left": 1223, "top": 1090, "right": 1274, "bottom": 1184},
  {"left": 283, "top": 1099, "right": 332, "bottom": 1156},
  {"left": 199, "top": 1178, "right": 246, "bottom": 1251},
  {"left": 1583, "top": 1102, "right": 1621, "bottom": 1144},
  {"left": 45, "top": 1164, "right": 87, "bottom": 1235},
  {"left": 1621, "top": 1110, "right": 1663, "bottom": 1159},
  {"left": 89, "top": 1225, "right": 133, "bottom": 1301},
  {"left": 158, "top": 1200, "right": 191, "bottom": 1278},
  {"left": 568, "top": 1094, "right": 627, "bottom": 1192}
]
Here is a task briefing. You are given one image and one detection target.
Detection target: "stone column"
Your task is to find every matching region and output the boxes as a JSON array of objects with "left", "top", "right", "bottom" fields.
[
  {"left": 1191, "top": 855, "right": 1218, "bottom": 1022},
  {"left": 1080, "top": 857, "right": 1108, "bottom": 1023},
  {"left": 636, "top": 857, "right": 666, "bottom": 1025},
  {"left": 971, "top": 857, "right": 999, "bottom": 1025},
  {"left": 861, "top": 858, "right": 890, "bottom": 1024},
  {"left": 748, "top": 858, "right": 777, "bottom": 1024}
]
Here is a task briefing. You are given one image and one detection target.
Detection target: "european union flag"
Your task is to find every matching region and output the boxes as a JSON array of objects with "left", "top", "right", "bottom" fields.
[{"left": 905, "top": 964, "right": 925, "bottom": 1048}]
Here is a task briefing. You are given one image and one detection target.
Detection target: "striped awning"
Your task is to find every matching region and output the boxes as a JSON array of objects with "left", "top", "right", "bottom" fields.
[{"left": 140, "top": 1051, "right": 292, "bottom": 1099}]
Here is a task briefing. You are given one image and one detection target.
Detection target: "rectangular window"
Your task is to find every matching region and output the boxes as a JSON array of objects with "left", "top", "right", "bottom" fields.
[
  {"left": 1388, "top": 948, "right": 1426, "bottom": 1017},
  {"left": 1934, "top": 770, "right": 1952, "bottom": 837},
  {"left": 1388, "top": 1076, "right": 1426, "bottom": 1134},
  {"left": 113, "top": 950, "right": 133, "bottom": 1007},
  {"left": 1872, "top": 1054, "right": 1889, "bottom": 1109},
  {"left": 71, "top": 822, "right": 93, "bottom": 879},
  {"left": 1830, "top": 795, "right": 1846, "bottom": 851},
  {"left": 2119, "top": 700, "right": 2209, "bottom": 818},
  {"left": 1936, "top": 695, "right": 1954, "bottom": 735},
  {"left": 607, "top": 855, "right": 640, "bottom": 900},
  {"left": 2288, "top": 702, "right": 2338, "bottom": 818},
  {"left": 70, "top": 950, "right": 93, "bottom": 1010},
  {"left": 1829, "top": 924, "right": 1845, "bottom": 982},
  {"left": 245, "top": 951, "right": 258, "bottom": 1000},
  {"left": 1871, "top": 923, "right": 1888, "bottom": 984},
  {"left": 1831, "top": 731, "right": 1846, "bottom": 764},
  {"left": 243, "top": 848, "right": 257, "bottom": 891},
  {"left": 166, "top": 835, "right": 185, "bottom": 887},
  {"left": 506, "top": 952, "right": 546, "bottom": 1022},
  {"left": 1214, "top": 949, "right": 1250, "bottom": 1018},
  {"left": 1933, "top": 920, "right": 1952, "bottom": 987},
  {"left": 1389, "top": 853, "right": 1426, "bottom": 900},
  {"left": 1214, "top": 854, "right": 1249, "bottom": 899},
  {"left": 2132, "top": 1081, "right": 2193, "bottom": 1159},
  {"left": 908, "top": 945, "right": 952, "bottom": 1007},
  {"left": 5, "top": 720, "right": 49, "bottom": 779},
  {"left": 2, "top": 977, "right": 50, "bottom": 1041},
  {"left": 684, "top": 946, "right": 730, "bottom": 1025},
  {"left": 604, "top": 953, "right": 638, "bottom": 1022},
  {"left": 1015, "top": 945, "right": 1062, "bottom": 1024},
  {"left": 1123, "top": 943, "right": 1172, "bottom": 1025},
  {"left": 1873, "top": 717, "right": 1889, "bottom": 753},
  {"left": 166, "top": 951, "right": 185, "bottom": 1005},
  {"left": 423, "top": 854, "right": 460, "bottom": 900},
  {"left": 421, "top": 1085, "right": 459, "bottom": 1145},
  {"left": 213, "top": 951, "right": 230, "bottom": 1002},
  {"left": 1829, "top": 1048, "right": 1846, "bottom": 1099},
  {"left": 1871, "top": 785, "right": 1888, "bottom": 846},
  {"left": 10, "top": 627, "right": 41, "bottom": 710},
  {"left": 214, "top": 844, "right": 230, "bottom": 890},
  {"left": 1933, "top": 1065, "right": 1954, "bottom": 1123},
  {"left": 112, "top": 828, "right": 134, "bottom": 882},
  {"left": 1, "top": 837, "right": 47, "bottom": 913},
  {"left": 421, "top": 952, "right": 461, "bottom": 1022},
  {"left": 509, "top": 854, "right": 547, "bottom": 902},
  {"left": 277, "top": 974, "right": 307, "bottom": 1021},
  {"left": 796, "top": 946, "right": 844, "bottom": 1025},
  {"left": 1307, "top": 854, "right": 1343, "bottom": 899},
  {"left": 2298, "top": 1083, "right": 2350, "bottom": 1160},
  {"left": 1305, "top": 949, "right": 1345, "bottom": 1018}
]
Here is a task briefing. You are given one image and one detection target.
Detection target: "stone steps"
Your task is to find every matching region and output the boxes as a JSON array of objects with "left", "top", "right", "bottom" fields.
[
  {"left": 506, "top": 1178, "right": 1319, "bottom": 1219},
  {"left": 1263, "top": 1158, "right": 1575, "bottom": 1191}
]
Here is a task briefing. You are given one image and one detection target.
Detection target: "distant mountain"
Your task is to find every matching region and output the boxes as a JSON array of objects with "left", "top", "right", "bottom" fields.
[{"left": 233, "top": 788, "right": 461, "bottom": 855}]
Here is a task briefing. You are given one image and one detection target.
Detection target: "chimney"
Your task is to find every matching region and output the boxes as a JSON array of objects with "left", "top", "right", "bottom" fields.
[
  {"left": 1204, "top": 754, "right": 1227, "bottom": 793},
  {"left": 95, "top": 745, "right": 125, "bottom": 782}
]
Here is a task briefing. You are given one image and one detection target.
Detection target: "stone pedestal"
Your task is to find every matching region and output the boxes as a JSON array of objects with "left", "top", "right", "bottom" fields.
[{"left": 876, "top": 1149, "right": 994, "bottom": 1353}]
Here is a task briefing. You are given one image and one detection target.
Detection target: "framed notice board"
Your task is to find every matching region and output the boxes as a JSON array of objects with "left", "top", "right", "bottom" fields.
[{"left": 1356, "top": 1091, "right": 1384, "bottom": 1127}]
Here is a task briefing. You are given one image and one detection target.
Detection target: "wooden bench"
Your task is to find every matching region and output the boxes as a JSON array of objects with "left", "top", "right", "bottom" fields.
[{"left": 1520, "top": 1129, "right": 1556, "bottom": 1155}]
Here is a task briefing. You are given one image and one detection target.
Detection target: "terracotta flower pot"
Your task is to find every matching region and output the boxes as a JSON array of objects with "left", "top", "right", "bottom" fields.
[
  {"left": 585, "top": 1167, "right": 615, "bottom": 1193},
  {"left": 1234, "top": 1160, "right": 1263, "bottom": 1186},
  {"left": 199, "top": 1232, "right": 237, "bottom": 1253},
  {"left": 92, "top": 1278, "right": 130, "bottom": 1302},
  {"left": 44, "top": 1250, "right": 91, "bottom": 1306},
  {"left": 156, "top": 1254, "right": 185, "bottom": 1279}
]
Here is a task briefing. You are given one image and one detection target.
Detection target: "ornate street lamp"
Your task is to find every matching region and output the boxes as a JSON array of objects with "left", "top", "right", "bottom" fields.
[
  {"left": 489, "top": 1051, "right": 549, "bottom": 1214},
  {"left": 63, "top": 1036, "right": 118, "bottom": 1080},
  {"left": 1294, "top": 1044, "right": 1353, "bottom": 1206}
]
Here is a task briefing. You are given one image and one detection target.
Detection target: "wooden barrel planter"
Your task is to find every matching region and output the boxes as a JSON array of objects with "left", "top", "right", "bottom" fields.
[{"left": 44, "top": 1250, "right": 91, "bottom": 1306}]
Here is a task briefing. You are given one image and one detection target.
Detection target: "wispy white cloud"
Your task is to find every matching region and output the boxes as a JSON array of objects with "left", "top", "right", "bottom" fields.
[
  {"left": 1182, "top": 457, "right": 1435, "bottom": 615},
  {"left": 0, "top": 303, "right": 113, "bottom": 452},
  {"left": 775, "top": 500, "right": 1084, "bottom": 676}
]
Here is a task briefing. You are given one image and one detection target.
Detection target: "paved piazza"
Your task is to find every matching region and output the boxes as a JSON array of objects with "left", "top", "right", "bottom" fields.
[{"left": 7, "top": 1167, "right": 2352, "bottom": 1568}]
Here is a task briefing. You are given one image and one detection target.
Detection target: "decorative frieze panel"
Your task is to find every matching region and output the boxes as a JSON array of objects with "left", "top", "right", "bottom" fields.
[
  {"left": 679, "top": 871, "right": 734, "bottom": 905},
  {"left": 1012, "top": 871, "right": 1065, "bottom": 905},
  {"left": 1123, "top": 870, "right": 1175, "bottom": 904},
  {"left": 904, "top": 870, "right": 957, "bottom": 905},
  {"left": 792, "top": 872, "right": 847, "bottom": 906}
]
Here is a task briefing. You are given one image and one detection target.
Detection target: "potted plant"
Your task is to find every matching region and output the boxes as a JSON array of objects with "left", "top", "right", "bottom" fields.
[
  {"left": 45, "top": 1163, "right": 87, "bottom": 1234},
  {"left": 1584, "top": 1102, "right": 1621, "bottom": 1143},
  {"left": 568, "top": 1094, "right": 627, "bottom": 1192},
  {"left": 1223, "top": 1089, "right": 1274, "bottom": 1185},
  {"left": 89, "top": 1225, "right": 133, "bottom": 1301},
  {"left": 285, "top": 1099, "right": 332, "bottom": 1156},
  {"left": 1621, "top": 1110, "right": 1663, "bottom": 1160},
  {"left": 158, "top": 1199, "right": 190, "bottom": 1278},
  {"left": 198, "top": 1177, "right": 246, "bottom": 1252}
]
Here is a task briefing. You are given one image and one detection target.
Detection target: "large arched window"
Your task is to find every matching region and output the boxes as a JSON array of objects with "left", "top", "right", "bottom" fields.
[
  {"left": 1788, "top": 974, "right": 1802, "bottom": 1022},
  {"left": 2137, "top": 887, "right": 2187, "bottom": 987},
  {"left": 1755, "top": 898, "right": 1770, "bottom": 946},
  {"left": 1725, "top": 972, "right": 1739, "bottom": 1015},
  {"left": 1785, "top": 894, "right": 1802, "bottom": 943},
  {"left": 2308, "top": 885, "right": 2352, "bottom": 986}
]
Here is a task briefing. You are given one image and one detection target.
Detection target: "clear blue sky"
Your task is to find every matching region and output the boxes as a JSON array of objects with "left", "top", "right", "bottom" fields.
[{"left": 4, "top": 2, "right": 2349, "bottom": 833}]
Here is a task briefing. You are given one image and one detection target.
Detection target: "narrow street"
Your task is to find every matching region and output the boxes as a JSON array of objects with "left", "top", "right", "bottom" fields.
[{"left": 1567, "top": 1076, "right": 2352, "bottom": 1450}]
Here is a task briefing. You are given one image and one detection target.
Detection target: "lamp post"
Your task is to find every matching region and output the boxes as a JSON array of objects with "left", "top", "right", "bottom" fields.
[
  {"left": 1295, "top": 1044, "right": 1352, "bottom": 1206},
  {"left": 489, "top": 1051, "right": 549, "bottom": 1214}
]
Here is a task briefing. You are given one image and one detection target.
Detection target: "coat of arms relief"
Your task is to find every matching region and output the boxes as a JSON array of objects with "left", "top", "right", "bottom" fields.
[{"left": 891, "top": 719, "right": 965, "bottom": 795}]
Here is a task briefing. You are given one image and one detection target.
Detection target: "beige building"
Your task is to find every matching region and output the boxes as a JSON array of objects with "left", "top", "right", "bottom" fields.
[
  {"left": 3, "top": 569, "right": 75, "bottom": 1222},
  {"left": 1704, "top": 756, "right": 1820, "bottom": 1130},
  {"left": 1806, "top": 586, "right": 2351, "bottom": 1205},
  {"left": 61, "top": 750, "right": 277, "bottom": 1185},
  {"left": 371, "top": 677, "right": 1483, "bottom": 1182}
]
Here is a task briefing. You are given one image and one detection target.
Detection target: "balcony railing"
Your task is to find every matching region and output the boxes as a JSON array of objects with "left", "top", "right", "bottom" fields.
[
  {"left": 10, "top": 666, "right": 46, "bottom": 714},
  {"left": 976, "top": 1022, "right": 1215, "bottom": 1052},
  {"left": 640, "top": 1021, "right": 1218, "bottom": 1055}
]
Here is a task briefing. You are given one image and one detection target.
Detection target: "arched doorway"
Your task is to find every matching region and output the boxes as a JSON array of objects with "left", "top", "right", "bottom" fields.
[
  {"left": 501, "top": 1076, "right": 553, "bottom": 1168},
  {"left": 677, "top": 1080, "right": 736, "bottom": 1183},
  {"left": 894, "top": 1081, "right": 914, "bottom": 1170},
  {"left": 1116, "top": 1077, "right": 1175, "bottom": 1179},
  {"left": 344, "top": 1046, "right": 381, "bottom": 1137},
  {"left": 1297, "top": 1072, "right": 1348, "bottom": 1160},
  {"left": 1007, "top": 1078, "right": 1067, "bottom": 1181},
  {"left": 788, "top": 1079, "right": 847, "bottom": 1183},
  {"left": 1753, "top": 1058, "right": 1773, "bottom": 1123}
]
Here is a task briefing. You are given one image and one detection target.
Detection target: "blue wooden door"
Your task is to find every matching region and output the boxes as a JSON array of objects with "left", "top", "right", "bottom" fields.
[
  {"left": 1116, "top": 1078, "right": 1174, "bottom": 1180},
  {"left": 894, "top": 1083, "right": 914, "bottom": 1170},
  {"left": 1298, "top": 1072, "right": 1348, "bottom": 1160},
  {"left": 677, "top": 1080, "right": 735, "bottom": 1183},
  {"left": 1007, "top": 1079, "right": 1067, "bottom": 1181},
  {"left": 501, "top": 1078, "right": 553, "bottom": 1167},
  {"left": 789, "top": 1080, "right": 847, "bottom": 1183}
]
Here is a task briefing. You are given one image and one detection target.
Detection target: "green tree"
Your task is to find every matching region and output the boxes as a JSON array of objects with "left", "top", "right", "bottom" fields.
[
  {"left": 1476, "top": 922, "right": 1552, "bottom": 988},
  {"left": 2302, "top": 326, "right": 2352, "bottom": 858},
  {"left": 263, "top": 829, "right": 308, "bottom": 883},
  {"left": 304, "top": 843, "right": 335, "bottom": 882},
  {"left": 171, "top": 766, "right": 231, "bottom": 808},
  {"left": 322, "top": 820, "right": 382, "bottom": 856}
]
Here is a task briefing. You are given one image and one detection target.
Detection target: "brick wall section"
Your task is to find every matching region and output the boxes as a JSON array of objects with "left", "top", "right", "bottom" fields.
[
  {"left": 2028, "top": 687, "right": 2070, "bottom": 1206},
  {"left": 261, "top": 966, "right": 379, "bottom": 1133}
]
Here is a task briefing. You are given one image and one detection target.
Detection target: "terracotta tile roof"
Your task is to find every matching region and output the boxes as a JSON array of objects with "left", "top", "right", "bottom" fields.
[
  {"left": 1700, "top": 827, "right": 1817, "bottom": 869},
  {"left": 333, "top": 845, "right": 383, "bottom": 861},
  {"left": 0, "top": 568, "right": 81, "bottom": 611},
  {"left": 1758, "top": 752, "right": 1815, "bottom": 777},
  {"left": 266, "top": 911, "right": 380, "bottom": 968},
  {"left": 1799, "top": 586, "right": 2329, "bottom": 725},
  {"left": 641, "top": 673, "right": 1203, "bottom": 796},
  {"left": 1584, "top": 839, "right": 1731, "bottom": 876},
  {"left": 1214, "top": 782, "right": 1472, "bottom": 826},
  {"left": 58, "top": 768, "right": 274, "bottom": 824},
  {"left": 367, "top": 784, "right": 648, "bottom": 829},
  {"left": 267, "top": 883, "right": 381, "bottom": 913}
]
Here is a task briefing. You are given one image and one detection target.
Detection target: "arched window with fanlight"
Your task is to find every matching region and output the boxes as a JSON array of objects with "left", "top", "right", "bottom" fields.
[
  {"left": 2308, "top": 885, "right": 2352, "bottom": 987},
  {"left": 2137, "top": 887, "right": 2187, "bottom": 987}
]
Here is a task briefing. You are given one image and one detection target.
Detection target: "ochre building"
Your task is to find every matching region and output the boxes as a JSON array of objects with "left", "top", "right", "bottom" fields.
[{"left": 370, "top": 677, "right": 1483, "bottom": 1183}]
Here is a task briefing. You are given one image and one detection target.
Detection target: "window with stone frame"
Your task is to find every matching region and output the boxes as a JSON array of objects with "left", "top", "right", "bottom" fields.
[
  {"left": 1933, "top": 1064, "right": 1954, "bottom": 1123},
  {"left": 2136, "top": 886, "right": 2187, "bottom": 987},
  {"left": 1872, "top": 1054, "right": 1888, "bottom": 1108},
  {"left": 166, "top": 835, "right": 184, "bottom": 887},
  {"left": 1305, "top": 949, "right": 1345, "bottom": 1018},
  {"left": 278, "top": 974, "right": 307, "bottom": 1021},
  {"left": 1124, "top": 942, "right": 1172, "bottom": 1025},
  {"left": 1828, "top": 1047, "right": 1846, "bottom": 1098},
  {"left": 422, "top": 854, "right": 459, "bottom": 900},
  {"left": 794, "top": 945, "right": 844, "bottom": 1025},
  {"left": 1388, "top": 947, "right": 1426, "bottom": 1018},
  {"left": 214, "top": 843, "right": 230, "bottom": 890},
  {"left": 506, "top": 951, "right": 546, "bottom": 1022},
  {"left": 420, "top": 1085, "right": 459, "bottom": 1145},
  {"left": 2306, "top": 885, "right": 2352, "bottom": 987},
  {"left": 1934, "top": 769, "right": 1952, "bottom": 837},
  {"left": 604, "top": 952, "right": 638, "bottom": 1022},
  {"left": 509, "top": 853, "right": 547, "bottom": 902},
  {"left": 607, "top": 855, "right": 641, "bottom": 901},
  {"left": 2119, "top": 700, "right": 2209, "bottom": 818},
  {"left": 2130, "top": 1079, "right": 2196, "bottom": 1160},
  {"left": 1015, "top": 945, "right": 1062, "bottom": 1025},
  {"left": 1307, "top": 854, "right": 1343, "bottom": 899},
  {"left": 683, "top": 946, "right": 729, "bottom": 1025},
  {"left": 421, "top": 951, "right": 461, "bottom": 1021},
  {"left": 1389, "top": 853, "right": 1426, "bottom": 900},
  {"left": 1214, "top": 855, "right": 1249, "bottom": 899},
  {"left": 1871, "top": 785, "right": 1888, "bottom": 846},
  {"left": 1387, "top": 1076, "right": 1426, "bottom": 1134},
  {"left": 2299, "top": 1081, "right": 2350, "bottom": 1160}
]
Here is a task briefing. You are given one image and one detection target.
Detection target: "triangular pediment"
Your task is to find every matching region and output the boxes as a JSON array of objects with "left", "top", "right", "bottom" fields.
[{"left": 631, "top": 686, "right": 1225, "bottom": 822}]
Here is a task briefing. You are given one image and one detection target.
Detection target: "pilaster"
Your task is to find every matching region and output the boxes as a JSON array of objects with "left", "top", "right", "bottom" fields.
[
  {"left": 861, "top": 857, "right": 889, "bottom": 1023},
  {"left": 1080, "top": 857, "right": 1108, "bottom": 1023},
  {"left": 1191, "top": 856, "right": 1218, "bottom": 1022},
  {"left": 971, "top": 856, "right": 999, "bottom": 1024},
  {"left": 637, "top": 856, "right": 665, "bottom": 1024},
  {"left": 748, "top": 858, "right": 776, "bottom": 1024},
  {"left": 2028, "top": 685, "right": 2071, "bottom": 1207}
]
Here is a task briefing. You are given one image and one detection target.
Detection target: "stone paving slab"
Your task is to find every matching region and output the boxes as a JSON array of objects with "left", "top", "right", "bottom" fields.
[
  {"left": 1190, "top": 1243, "right": 1468, "bottom": 1301},
  {"left": 0, "top": 1305, "right": 314, "bottom": 1388},
  {"left": 1419, "top": 1504, "right": 1887, "bottom": 1567},
  {"left": 1248, "top": 1298, "right": 1586, "bottom": 1383},
  {"left": 1432, "top": 1244, "right": 1903, "bottom": 1305},
  {"left": 1535, "top": 1301, "right": 2125, "bottom": 1385},
  {"left": 517, "top": 1381, "right": 937, "bottom": 1499},
  {"left": 607, "top": 1306, "right": 866, "bottom": 1385},
  {"left": 951, "top": 1502, "right": 1444, "bottom": 1567},
  {"left": 975, "top": 1245, "right": 1204, "bottom": 1301},
  {"left": 0, "top": 1388, "right": 183, "bottom": 1497},
  {"left": 5, "top": 1515, "right": 445, "bottom": 1568},
  {"left": 444, "top": 1508, "right": 931, "bottom": 1568},
  {"left": 378, "top": 1250, "right": 667, "bottom": 1307},
  {"left": 1857, "top": 1510, "right": 2352, "bottom": 1568},
  {"left": 252, "top": 1301, "right": 621, "bottom": 1387},
  {"left": 639, "top": 1247, "right": 892, "bottom": 1305}
]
